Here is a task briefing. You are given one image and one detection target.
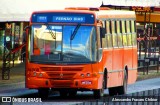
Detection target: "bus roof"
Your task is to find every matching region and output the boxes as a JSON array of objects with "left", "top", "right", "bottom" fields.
[
  {"left": 96, "top": 10, "right": 136, "bottom": 19},
  {"left": 64, "top": 8, "right": 136, "bottom": 19}
]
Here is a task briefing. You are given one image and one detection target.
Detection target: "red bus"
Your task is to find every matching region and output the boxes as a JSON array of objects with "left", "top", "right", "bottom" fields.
[{"left": 25, "top": 8, "right": 137, "bottom": 99}]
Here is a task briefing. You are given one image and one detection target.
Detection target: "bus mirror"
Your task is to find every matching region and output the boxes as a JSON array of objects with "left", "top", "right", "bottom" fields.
[{"left": 100, "top": 27, "right": 106, "bottom": 38}]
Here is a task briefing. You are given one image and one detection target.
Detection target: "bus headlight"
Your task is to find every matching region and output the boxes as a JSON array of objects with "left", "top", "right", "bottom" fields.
[
  {"left": 86, "top": 73, "right": 90, "bottom": 77},
  {"left": 81, "top": 74, "right": 84, "bottom": 77},
  {"left": 39, "top": 73, "right": 43, "bottom": 77}
]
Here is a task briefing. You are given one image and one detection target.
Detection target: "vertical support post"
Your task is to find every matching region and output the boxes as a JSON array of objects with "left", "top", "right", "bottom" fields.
[
  {"left": 158, "top": 45, "right": 160, "bottom": 73},
  {"left": 2, "top": 23, "right": 12, "bottom": 80},
  {"left": 12, "top": 23, "right": 15, "bottom": 67},
  {"left": 20, "top": 22, "right": 24, "bottom": 62}
]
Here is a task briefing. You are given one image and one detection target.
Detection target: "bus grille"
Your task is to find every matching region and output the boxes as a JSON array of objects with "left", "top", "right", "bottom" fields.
[
  {"left": 40, "top": 67, "right": 83, "bottom": 79},
  {"left": 40, "top": 67, "right": 61, "bottom": 72},
  {"left": 47, "top": 73, "right": 76, "bottom": 79}
]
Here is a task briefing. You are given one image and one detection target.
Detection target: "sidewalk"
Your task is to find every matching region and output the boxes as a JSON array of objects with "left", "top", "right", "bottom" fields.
[
  {"left": 0, "top": 60, "right": 25, "bottom": 83},
  {"left": 0, "top": 61, "right": 37, "bottom": 97}
]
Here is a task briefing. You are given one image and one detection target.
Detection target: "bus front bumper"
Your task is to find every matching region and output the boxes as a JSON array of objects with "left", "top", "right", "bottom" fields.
[{"left": 26, "top": 77, "right": 99, "bottom": 90}]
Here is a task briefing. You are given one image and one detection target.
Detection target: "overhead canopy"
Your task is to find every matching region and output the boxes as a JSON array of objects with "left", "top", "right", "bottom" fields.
[
  {"left": 0, "top": 0, "right": 102, "bottom": 22},
  {"left": 102, "top": 0, "right": 160, "bottom": 7},
  {"left": 0, "top": 0, "right": 160, "bottom": 22}
]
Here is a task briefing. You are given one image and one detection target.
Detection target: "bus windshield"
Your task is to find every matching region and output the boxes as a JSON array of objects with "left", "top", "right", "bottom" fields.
[{"left": 30, "top": 24, "right": 97, "bottom": 64}]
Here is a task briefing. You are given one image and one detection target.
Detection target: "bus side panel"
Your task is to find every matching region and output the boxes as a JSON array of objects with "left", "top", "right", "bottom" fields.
[
  {"left": 102, "top": 49, "right": 113, "bottom": 87},
  {"left": 111, "top": 48, "right": 123, "bottom": 87},
  {"left": 123, "top": 48, "right": 133, "bottom": 68},
  {"left": 91, "top": 62, "right": 103, "bottom": 89},
  {"left": 103, "top": 49, "right": 113, "bottom": 71},
  {"left": 123, "top": 47, "right": 133, "bottom": 83},
  {"left": 128, "top": 47, "right": 137, "bottom": 84},
  {"left": 128, "top": 70, "right": 137, "bottom": 84}
]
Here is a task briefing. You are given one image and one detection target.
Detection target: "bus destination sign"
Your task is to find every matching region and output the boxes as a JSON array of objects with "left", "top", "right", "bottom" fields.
[
  {"left": 53, "top": 16, "right": 85, "bottom": 23},
  {"left": 32, "top": 12, "right": 95, "bottom": 24}
]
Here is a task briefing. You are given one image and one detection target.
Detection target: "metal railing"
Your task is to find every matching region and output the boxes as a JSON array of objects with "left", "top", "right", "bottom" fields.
[
  {"left": 137, "top": 37, "right": 160, "bottom": 74},
  {"left": 2, "top": 43, "right": 26, "bottom": 80}
]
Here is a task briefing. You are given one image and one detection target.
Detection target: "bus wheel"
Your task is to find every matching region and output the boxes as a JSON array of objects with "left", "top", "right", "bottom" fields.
[
  {"left": 68, "top": 90, "right": 77, "bottom": 97},
  {"left": 93, "top": 77, "right": 105, "bottom": 99},
  {"left": 93, "top": 89, "right": 104, "bottom": 99},
  {"left": 108, "top": 87, "right": 117, "bottom": 96},
  {"left": 118, "top": 70, "right": 128, "bottom": 95},
  {"left": 38, "top": 88, "right": 49, "bottom": 99}
]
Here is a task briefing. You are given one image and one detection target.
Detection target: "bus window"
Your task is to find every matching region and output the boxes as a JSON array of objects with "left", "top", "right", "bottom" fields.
[
  {"left": 116, "top": 20, "right": 123, "bottom": 47},
  {"left": 102, "top": 20, "right": 106, "bottom": 30},
  {"left": 101, "top": 20, "right": 107, "bottom": 48},
  {"left": 31, "top": 24, "right": 97, "bottom": 62},
  {"left": 90, "top": 28, "right": 97, "bottom": 61},
  {"left": 102, "top": 35, "right": 107, "bottom": 48},
  {"left": 33, "top": 25, "right": 62, "bottom": 55},
  {"left": 126, "top": 20, "right": 132, "bottom": 46},
  {"left": 106, "top": 21, "right": 112, "bottom": 48},
  {"left": 131, "top": 20, "right": 137, "bottom": 46},
  {"left": 111, "top": 21, "right": 118, "bottom": 47},
  {"left": 106, "top": 20, "right": 111, "bottom": 34},
  {"left": 121, "top": 20, "right": 127, "bottom": 46},
  {"left": 33, "top": 29, "right": 41, "bottom": 55}
]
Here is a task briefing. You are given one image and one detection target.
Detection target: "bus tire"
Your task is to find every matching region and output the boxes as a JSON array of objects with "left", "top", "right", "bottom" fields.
[
  {"left": 93, "top": 89, "right": 104, "bottom": 99},
  {"left": 38, "top": 88, "right": 49, "bottom": 99},
  {"left": 93, "top": 76, "right": 105, "bottom": 99},
  {"left": 108, "top": 87, "right": 117, "bottom": 96},
  {"left": 118, "top": 70, "right": 128, "bottom": 95}
]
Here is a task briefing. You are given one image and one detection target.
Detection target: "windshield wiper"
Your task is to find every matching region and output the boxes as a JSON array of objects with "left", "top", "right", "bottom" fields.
[
  {"left": 70, "top": 24, "right": 81, "bottom": 40},
  {"left": 46, "top": 24, "right": 56, "bottom": 39},
  {"left": 45, "top": 24, "right": 57, "bottom": 49}
]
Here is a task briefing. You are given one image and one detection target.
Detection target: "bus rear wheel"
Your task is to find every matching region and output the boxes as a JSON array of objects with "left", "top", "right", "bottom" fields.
[
  {"left": 38, "top": 88, "right": 49, "bottom": 99},
  {"left": 108, "top": 87, "right": 117, "bottom": 96},
  {"left": 117, "top": 70, "right": 128, "bottom": 95},
  {"left": 108, "top": 70, "right": 128, "bottom": 96}
]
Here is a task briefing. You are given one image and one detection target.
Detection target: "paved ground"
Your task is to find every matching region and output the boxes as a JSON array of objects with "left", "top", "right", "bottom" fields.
[
  {"left": 0, "top": 60, "right": 37, "bottom": 97},
  {"left": 0, "top": 60, "right": 25, "bottom": 84}
]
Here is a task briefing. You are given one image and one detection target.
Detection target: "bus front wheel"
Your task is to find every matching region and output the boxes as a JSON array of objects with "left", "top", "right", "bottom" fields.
[
  {"left": 93, "top": 89, "right": 104, "bottom": 99},
  {"left": 93, "top": 76, "right": 105, "bottom": 99}
]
